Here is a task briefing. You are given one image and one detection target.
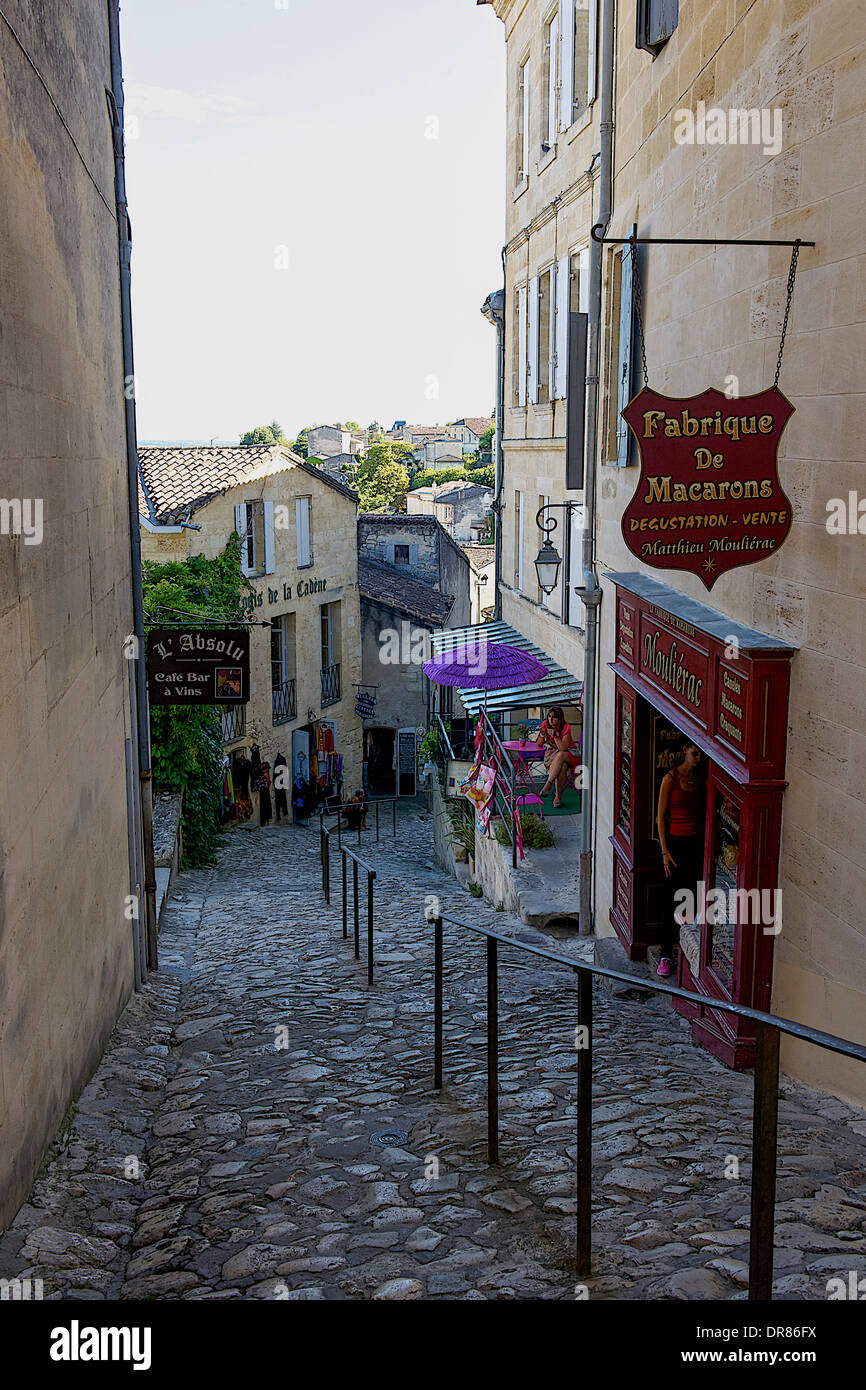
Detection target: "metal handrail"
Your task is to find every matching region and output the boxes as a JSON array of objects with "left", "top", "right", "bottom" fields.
[
  {"left": 475, "top": 709, "right": 520, "bottom": 867},
  {"left": 319, "top": 797, "right": 400, "bottom": 850},
  {"left": 320, "top": 819, "right": 377, "bottom": 984},
  {"left": 435, "top": 713, "right": 455, "bottom": 761},
  {"left": 431, "top": 907, "right": 866, "bottom": 1302}
]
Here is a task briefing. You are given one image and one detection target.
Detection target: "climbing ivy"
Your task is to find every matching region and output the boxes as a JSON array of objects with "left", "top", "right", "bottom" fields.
[{"left": 143, "top": 540, "right": 252, "bottom": 867}]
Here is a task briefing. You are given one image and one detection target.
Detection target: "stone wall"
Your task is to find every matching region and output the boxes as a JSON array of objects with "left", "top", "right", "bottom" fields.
[{"left": 0, "top": 0, "right": 137, "bottom": 1227}]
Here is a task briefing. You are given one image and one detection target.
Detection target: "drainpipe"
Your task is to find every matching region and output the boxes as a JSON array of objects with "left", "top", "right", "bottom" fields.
[
  {"left": 574, "top": 0, "right": 616, "bottom": 935},
  {"left": 481, "top": 273, "right": 506, "bottom": 621},
  {"left": 107, "top": 0, "right": 158, "bottom": 971}
]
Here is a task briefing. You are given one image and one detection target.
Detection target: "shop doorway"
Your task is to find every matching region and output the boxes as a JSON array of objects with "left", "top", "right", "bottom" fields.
[{"left": 366, "top": 728, "right": 396, "bottom": 797}]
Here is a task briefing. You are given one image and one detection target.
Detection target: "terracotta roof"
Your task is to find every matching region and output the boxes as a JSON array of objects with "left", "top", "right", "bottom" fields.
[
  {"left": 137, "top": 444, "right": 356, "bottom": 524},
  {"left": 454, "top": 417, "right": 494, "bottom": 436},
  {"left": 461, "top": 543, "right": 496, "bottom": 573},
  {"left": 358, "top": 558, "right": 454, "bottom": 627}
]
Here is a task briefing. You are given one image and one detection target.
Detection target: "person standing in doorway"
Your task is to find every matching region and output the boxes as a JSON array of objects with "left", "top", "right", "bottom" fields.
[{"left": 656, "top": 738, "right": 706, "bottom": 977}]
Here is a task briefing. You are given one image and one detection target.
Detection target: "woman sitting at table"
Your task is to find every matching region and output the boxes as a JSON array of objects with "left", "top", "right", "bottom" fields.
[{"left": 535, "top": 706, "right": 579, "bottom": 808}]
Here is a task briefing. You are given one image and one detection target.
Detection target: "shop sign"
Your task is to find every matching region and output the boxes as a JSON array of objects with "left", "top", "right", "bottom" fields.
[
  {"left": 640, "top": 616, "right": 708, "bottom": 717},
  {"left": 241, "top": 574, "right": 330, "bottom": 612},
  {"left": 621, "top": 386, "right": 794, "bottom": 589},
  {"left": 146, "top": 628, "right": 250, "bottom": 705},
  {"left": 355, "top": 691, "right": 377, "bottom": 719}
]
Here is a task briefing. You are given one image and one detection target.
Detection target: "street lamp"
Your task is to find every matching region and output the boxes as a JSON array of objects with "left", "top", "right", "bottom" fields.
[{"left": 534, "top": 501, "right": 580, "bottom": 595}]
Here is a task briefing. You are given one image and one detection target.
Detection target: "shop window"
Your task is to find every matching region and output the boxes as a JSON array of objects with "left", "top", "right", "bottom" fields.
[{"left": 636, "top": 0, "right": 678, "bottom": 56}]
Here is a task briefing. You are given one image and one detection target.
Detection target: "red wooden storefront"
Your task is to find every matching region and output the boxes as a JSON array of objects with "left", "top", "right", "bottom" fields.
[{"left": 607, "top": 572, "right": 796, "bottom": 1069}]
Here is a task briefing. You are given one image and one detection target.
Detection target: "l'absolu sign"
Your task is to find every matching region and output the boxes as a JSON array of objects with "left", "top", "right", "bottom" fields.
[
  {"left": 146, "top": 628, "right": 251, "bottom": 705},
  {"left": 621, "top": 386, "right": 794, "bottom": 588}
]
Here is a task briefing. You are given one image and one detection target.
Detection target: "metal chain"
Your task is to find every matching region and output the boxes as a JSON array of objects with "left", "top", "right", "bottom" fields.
[
  {"left": 774, "top": 240, "right": 801, "bottom": 388},
  {"left": 631, "top": 235, "right": 649, "bottom": 389}
]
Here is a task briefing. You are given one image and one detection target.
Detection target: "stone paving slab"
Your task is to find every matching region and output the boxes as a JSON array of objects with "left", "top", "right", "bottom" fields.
[{"left": 1, "top": 806, "right": 865, "bottom": 1301}]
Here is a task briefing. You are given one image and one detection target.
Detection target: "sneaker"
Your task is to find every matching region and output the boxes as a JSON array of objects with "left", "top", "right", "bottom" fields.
[{"left": 657, "top": 956, "right": 673, "bottom": 977}]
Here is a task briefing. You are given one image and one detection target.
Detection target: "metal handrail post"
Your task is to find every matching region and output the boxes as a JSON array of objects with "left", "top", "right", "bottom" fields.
[
  {"left": 510, "top": 762, "right": 517, "bottom": 869},
  {"left": 393, "top": 799, "right": 396, "bottom": 837},
  {"left": 376, "top": 801, "right": 380, "bottom": 842},
  {"left": 434, "top": 916, "right": 443, "bottom": 1089},
  {"left": 367, "top": 871, "right": 375, "bottom": 985},
  {"left": 337, "top": 809, "right": 342, "bottom": 850},
  {"left": 341, "top": 848, "right": 348, "bottom": 939},
  {"left": 358, "top": 817, "right": 361, "bottom": 847},
  {"left": 353, "top": 858, "right": 360, "bottom": 960},
  {"left": 749, "top": 1021, "right": 780, "bottom": 1301},
  {"left": 487, "top": 936, "right": 499, "bottom": 1165},
  {"left": 576, "top": 969, "right": 592, "bottom": 1277}
]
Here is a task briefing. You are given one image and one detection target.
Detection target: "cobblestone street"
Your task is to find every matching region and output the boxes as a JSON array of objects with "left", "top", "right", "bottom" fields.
[{"left": 3, "top": 804, "right": 866, "bottom": 1302}]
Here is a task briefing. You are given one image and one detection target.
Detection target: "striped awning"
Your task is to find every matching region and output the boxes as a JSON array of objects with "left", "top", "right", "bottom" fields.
[{"left": 430, "top": 621, "right": 583, "bottom": 716}]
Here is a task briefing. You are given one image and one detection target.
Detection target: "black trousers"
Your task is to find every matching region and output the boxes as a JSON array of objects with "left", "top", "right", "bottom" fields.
[
  {"left": 274, "top": 788, "right": 288, "bottom": 820},
  {"left": 660, "top": 833, "right": 704, "bottom": 956}
]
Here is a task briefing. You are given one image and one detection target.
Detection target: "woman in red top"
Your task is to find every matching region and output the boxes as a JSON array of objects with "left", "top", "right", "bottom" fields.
[
  {"left": 535, "top": 706, "right": 579, "bottom": 808},
  {"left": 656, "top": 738, "right": 706, "bottom": 977}
]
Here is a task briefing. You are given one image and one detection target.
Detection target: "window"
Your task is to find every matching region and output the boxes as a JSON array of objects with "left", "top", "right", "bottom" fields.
[
  {"left": 320, "top": 602, "right": 342, "bottom": 706},
  {"left": 296, "top": 496, "right": 312, "bottom": 567},
  {"left": 394, "top": 544, "right": 410, "bottom": 565},
  {"left": 560, "top": 0, "right": 598, "bottom": 130},
  {"left": 234, "top": 499, "right": 275, "bottom": 576},
  {"left": 636, "top": 0, "right": 678, "bottom": 56},
  {"left": 516, "top": 57, "right": 530, "bottom": 185},
  {"left": 514, "top": 489, "right": 524, "bottom": 590},
  {"left": 607, "top": 236, "right": 641, "bottom": 466},
  {"left": 542, "top": 11, "right": 559, "bottom": 152},
  {"left": 514, "top": 283, "right": 528, "bottom": 406},
  {"left": 271, "top": 613, "right": 296, "bottom": 724},
  {"left": 537, "top": 267, "right": 554, "bottom": 404}
]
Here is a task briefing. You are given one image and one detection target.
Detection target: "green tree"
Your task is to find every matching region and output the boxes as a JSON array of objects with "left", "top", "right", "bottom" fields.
[
  {"left": 143, "top": 541, "right": 251, "bottom": 867},
  {"left": 240, "top": 420, "right": 289, "bottom": 446},
  {"left": 479, "top": 424, "right": 495, "bottom": 459},
  {"left": 355, "top": 442, "right": 410, "bottom": 512},
  {"left": 293, "top": 428, "right": 309, "bottom": 458}
]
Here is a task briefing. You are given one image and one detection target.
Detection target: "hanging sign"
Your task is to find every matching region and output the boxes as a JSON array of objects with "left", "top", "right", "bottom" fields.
[
  {"left": 620, "top": 386, "right": 794, "bottom": 589},
  {"left": 355, "top": 691, "right": 377, "bottom": 719},
  {"left": 146, "top": 628, "right": 250, "bottom": 705}
]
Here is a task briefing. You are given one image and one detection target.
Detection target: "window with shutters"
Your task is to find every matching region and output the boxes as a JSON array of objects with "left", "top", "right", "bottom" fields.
[
  {"left": 560, "top": 0, "right": 598, "bottom": 131},
  {"left": 296, "top": 496, "right": 312, "bottom": 567},
  {"left": 537, "top": 267, "right": 554, "bottom": 405},
  {"left": 636, "top": 0, "right": 679, "bottom": 56},
  {"left": 236, "top": 500, "right": 267, "bottom": 576},
  {"left": 514, "top": 284, "right": 528, "bottom": 406},
  {"left": 542, "top": 10, "right": 559, "bottom": 154},
  {"left": 516, "top": 57, "right": 530, "bottom": 187},
  {"left": 514, "top": 489, "right": 524, "bottom": 590},
  {"left": 606, "top": 240, "right": 640, "bottom": 467}
]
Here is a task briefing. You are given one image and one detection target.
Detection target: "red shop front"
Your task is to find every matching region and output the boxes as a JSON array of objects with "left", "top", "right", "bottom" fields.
[{"left": 606, "top": 573, "right": 796, "bottom": 1070}]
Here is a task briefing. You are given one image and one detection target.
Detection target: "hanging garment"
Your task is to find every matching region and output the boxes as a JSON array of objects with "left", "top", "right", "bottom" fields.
[
  {"left": 273, "top": 754, "right": 289, "bottom": 821},
  {"left": 259, "top": 763, "right": 273, "bottom": 826}
]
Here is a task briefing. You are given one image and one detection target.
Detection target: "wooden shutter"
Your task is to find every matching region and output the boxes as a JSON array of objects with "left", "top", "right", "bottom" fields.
[
  {"left": 235, "top": 502, "right": 253, "bottom": 576},
  {"left": 587, "top": 0, "right": 598, "bottom": 106},
  {"left": 560, "top": 0, "right": 575, "bottom": 131},
  {"left": 296, "top": 496, "right": 311, "bottom": 566},
  {"left": 263, "top": 498, "right": 276, "bottom": 574},
  {"left": 616, "top": 244, "right": 634, "bottom": 467},
  {"left": 546, "top": 12, "right": 558, "bottom": 147},
  {"left": 566, "top": 502, "right": 586, "bottom": 627},
  {"left": 521, "top": 59, "right": 530, "bottom": 178},
  {"left": 554, "top": 256, "right": 571, "bottom": 399},
  {"left": 517, "top": 284, "right": 527, "bottom": 407},
  {"left": 527, "top": 276, "right": 540, "bottom": 404}
]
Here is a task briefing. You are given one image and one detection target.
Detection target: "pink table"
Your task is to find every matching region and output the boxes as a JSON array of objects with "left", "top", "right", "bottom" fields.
[{"left": 502, "top": 739, "right": 546, "bottom": 812}]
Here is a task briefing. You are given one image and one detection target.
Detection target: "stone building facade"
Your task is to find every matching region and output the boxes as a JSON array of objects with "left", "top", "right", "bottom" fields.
[
  {"left": 481, "top": 0, "right": 866, "bottom": 1099},
  {"left": 0, "top": 1, "right": 141, "bottom": 1226},
  {"left": 357, "top": 513, "right": 472, "bottom": 631},
  {"left": 139, "top": 446, "right": 364, "bottom": 790}
]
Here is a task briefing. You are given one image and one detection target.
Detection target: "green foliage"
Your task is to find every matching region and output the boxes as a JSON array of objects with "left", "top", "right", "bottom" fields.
[
  {"left": 143, "top": 541, "right": 250, "bottom": 867},
  {"left": 409, "top": 464, "right": 494, "bottom": 491},
  {"left": 240, "top": 420, "right": 288, "bottom": 446},
  {"left": 468, "top": 882, "right": 483, "bottom": 898},
  {"left": 479, "top": 425, "right": 495, "bottom": 454},
  {"left": 293, "top": 428, "right": 309, "bottom": 457},
  {"left": 447, "top": 800, "right": 476, "bottom": 857},
  {"left": 495, "top": 813, "right": 555, "bottom": 850},
  {"left": 355, "top": 442, "right": 411, "bottom": 512}
]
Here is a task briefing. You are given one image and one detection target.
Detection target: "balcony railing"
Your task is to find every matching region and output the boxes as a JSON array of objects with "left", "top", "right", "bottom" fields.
[
  {"left": 220, "top": 703, "right": 245, "bottom": 744},
  {"left": 320, "top": 662, "right": 341, "bottom": 707},
  {"left": 272, "top": 677, "right": 297, "bottom": 725}
]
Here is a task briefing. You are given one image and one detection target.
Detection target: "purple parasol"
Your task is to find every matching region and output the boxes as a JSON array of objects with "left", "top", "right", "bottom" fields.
[{"left": 422, "top": 641, "right": 548, "bottom": 690}]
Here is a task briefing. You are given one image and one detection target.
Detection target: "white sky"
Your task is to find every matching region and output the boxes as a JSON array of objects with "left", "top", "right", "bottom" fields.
[{"left": 120, "top": 0, "right": 506, "bottom": 442}]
